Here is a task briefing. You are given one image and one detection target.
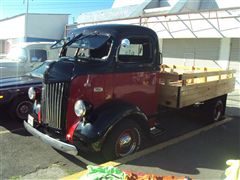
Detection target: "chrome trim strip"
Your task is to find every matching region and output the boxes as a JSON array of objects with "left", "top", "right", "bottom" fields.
[{"left": 42, "top": 83, "right": 65, "bottom": 129}]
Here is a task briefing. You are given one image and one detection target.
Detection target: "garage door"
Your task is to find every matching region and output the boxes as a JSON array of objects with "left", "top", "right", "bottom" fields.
[
  {"left": 162, "top": 38, "right": 221, "bottom": 68},
  {"left": 230, "top": 38, "right": 240, "bottom": 88}
]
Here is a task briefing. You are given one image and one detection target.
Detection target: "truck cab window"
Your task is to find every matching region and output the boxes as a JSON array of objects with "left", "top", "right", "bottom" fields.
[
  {"left": 30, "top": 49, "right": 47, "bottom": 62},
  {"left": 118, "top": 37, "right": 152, "bottom": 63},
  {"left": 75, "top": 39, "right": 112, "bottom": 60},
  {"left": 89, "top": 39, "right": 112, "bottom": 59}
]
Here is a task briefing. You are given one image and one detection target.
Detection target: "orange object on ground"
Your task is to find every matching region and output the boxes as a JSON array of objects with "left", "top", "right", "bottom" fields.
[{"left": 124, "top": 171, "right": 191, "bottom": 180}]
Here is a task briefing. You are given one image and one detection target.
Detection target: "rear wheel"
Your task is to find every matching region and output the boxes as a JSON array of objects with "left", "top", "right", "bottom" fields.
[
  {"left": 101, "top": 119, "right": 142, "bottom": 161},
  {"left": 9, "top": 96, "right": 33, "bottom": 121},
  {"left": 205, "top": 95, "right": 227, "bottom": 122}
]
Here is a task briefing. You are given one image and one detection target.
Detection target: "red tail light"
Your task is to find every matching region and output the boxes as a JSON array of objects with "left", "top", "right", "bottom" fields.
[{"left": 66, "top": 121, "right": 80, "bottom": 143}]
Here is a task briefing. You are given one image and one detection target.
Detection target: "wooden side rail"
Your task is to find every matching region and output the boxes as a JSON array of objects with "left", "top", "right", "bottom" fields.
[
  {"left": 160, "top": 64, "right": 236, "bottom": 86},
  {"left": 158, "top": 64, "right": 236, "bottom": 108}
]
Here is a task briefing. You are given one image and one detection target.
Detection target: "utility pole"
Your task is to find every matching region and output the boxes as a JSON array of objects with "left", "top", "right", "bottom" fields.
[
  {"left": 23, "top": 0, "right": 31, "bottom": 14},
  {"left": 23, "top": 0, "right": 32, "bottom": 42}
]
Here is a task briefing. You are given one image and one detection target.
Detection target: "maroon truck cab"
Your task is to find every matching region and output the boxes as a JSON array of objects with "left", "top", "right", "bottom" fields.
[{"left": 24, "top": 24, "right": 162, "bottom": 160}]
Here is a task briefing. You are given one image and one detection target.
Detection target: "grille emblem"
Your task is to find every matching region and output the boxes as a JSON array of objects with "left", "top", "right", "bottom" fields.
[{"left": 94, "top": 87, "right": 103, "bottom": 93}]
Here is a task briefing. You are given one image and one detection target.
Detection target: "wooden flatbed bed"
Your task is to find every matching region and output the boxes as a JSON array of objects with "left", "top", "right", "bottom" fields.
[{"left": 158, "top": 64, "right": 236, "bottom": 109}]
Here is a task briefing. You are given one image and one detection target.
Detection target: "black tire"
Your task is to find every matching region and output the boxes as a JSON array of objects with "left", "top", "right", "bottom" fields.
[
  {"left": 101, "top": 119, "right": 142, "bottom": 161},
  {"left": 205, "top": 95, "right": 227, "bottom": 122},
  {"left": 9, "top": 96, "right": 33, "bottom": 121}
]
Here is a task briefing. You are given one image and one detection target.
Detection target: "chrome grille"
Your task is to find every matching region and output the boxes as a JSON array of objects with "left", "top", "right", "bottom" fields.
[{"left": 42, "top": 83, "right": 65, "bottom": 129}]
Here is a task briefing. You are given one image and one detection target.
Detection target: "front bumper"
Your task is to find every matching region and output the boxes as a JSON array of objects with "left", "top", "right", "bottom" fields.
[{"left": 24, "top": 121, "right": 78, "bottom": 156}]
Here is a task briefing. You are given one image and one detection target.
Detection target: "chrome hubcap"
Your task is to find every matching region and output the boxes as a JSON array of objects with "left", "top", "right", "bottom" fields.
[
  {"left": 119, "top": 134, "right": 132, "bottom": 147},
  {"left": 213, "top": 101, "right": 223, "bottom": 121},
  {"left": 116, "top": 128, "right": 140, "bottom": 157}
]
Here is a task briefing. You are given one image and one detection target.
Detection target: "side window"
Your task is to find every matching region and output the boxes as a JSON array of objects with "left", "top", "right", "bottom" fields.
[
  {"left": 30, "top": 49, "right": 47, "bottom": 62},
  {"left": 119, "top": 44, "right": 143, "bottom": 56},
  {"left": 118, "top": 37, "right": 152, "bottom": 63}
]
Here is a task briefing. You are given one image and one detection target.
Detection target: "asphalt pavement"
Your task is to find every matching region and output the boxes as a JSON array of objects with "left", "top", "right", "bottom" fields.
[
  {"left": 118, "top": 117, "right": 240, "bottom": 179},
  {"left": 0, "top": 112, "right": 88, "bottom": 180}
]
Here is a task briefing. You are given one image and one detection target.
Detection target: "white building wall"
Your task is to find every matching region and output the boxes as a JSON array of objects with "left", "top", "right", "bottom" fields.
[
  {"left": 229, "top": 38, "right": 240, "bottom": 88},
  {"left": 112, "top": 0, "right": 147, "bottom": 8},
  {"left": 218, "top": 38, "right": 231, "bottom": 69},
  {"left": 216, "top": 0, "right": 240, "bottom": 9},
  {"left": 162, "top": 38, "right": 240, "bottom": 89},
  {"left": 162, "top": 38, "right": 221, "bottom": 68},
  {"left": 0, "top": 15, "right": 25, "bottom": 39},
  {"left": 26, "top": 14, "right": 68, "bottom": 40}
]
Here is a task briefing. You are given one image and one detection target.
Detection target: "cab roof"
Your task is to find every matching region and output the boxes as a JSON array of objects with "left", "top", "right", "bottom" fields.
[{"left": 70, "top": 24, "right": 158, "bottom": 40}]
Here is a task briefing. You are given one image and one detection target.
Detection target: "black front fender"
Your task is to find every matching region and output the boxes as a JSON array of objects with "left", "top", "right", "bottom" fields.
[{"left": 73, "top": 101, "right": 149, "bottom": 151}]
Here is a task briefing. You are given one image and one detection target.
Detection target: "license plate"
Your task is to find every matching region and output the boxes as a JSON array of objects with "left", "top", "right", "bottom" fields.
[{"left": 28, "top": 114, "right": 34, "bottom": 127}]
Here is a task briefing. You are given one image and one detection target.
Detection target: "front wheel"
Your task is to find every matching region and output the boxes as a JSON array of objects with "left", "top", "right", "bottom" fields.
[{"left": 101, "top": 119, "right": 142, "bottom": 161}]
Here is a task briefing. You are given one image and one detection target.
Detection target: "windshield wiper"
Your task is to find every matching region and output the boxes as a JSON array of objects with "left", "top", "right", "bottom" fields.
[{"left": 62, "top": 33, "right": 83, "bottom": 49}]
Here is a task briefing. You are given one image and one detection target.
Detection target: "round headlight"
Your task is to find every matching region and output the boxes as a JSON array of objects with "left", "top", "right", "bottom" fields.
[
  {"left": 74, "top": 100, "right": 86, "bottom": 117},
  {"left": 28, "top": 87, "right": 36, "bottom": 100}
]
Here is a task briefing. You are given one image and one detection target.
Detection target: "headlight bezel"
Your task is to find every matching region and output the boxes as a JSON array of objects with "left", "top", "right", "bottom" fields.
[
  {"left": 28, "top": 87, "right": 36, "bottom": 100},
  {"left": 74, "top": 100, "right": 87, "bottom": 117}
]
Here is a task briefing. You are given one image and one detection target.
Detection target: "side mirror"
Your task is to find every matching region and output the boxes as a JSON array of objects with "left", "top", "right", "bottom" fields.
[
  {"left": 159, "top": 52, "right": 163, "bottom": 65},
  {"left": 121, "top": 39, "right": 130, "bottom": 48}
]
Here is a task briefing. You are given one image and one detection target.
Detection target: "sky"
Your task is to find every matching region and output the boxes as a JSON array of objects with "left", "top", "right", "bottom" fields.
[{"left": 0, "top": 0, "right": 114, "bottom": 23}]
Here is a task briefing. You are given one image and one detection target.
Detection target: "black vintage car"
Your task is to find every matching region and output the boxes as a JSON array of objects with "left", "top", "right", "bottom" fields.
[{"left": 0, "top": 60, "right": 53, "bottom": 120}]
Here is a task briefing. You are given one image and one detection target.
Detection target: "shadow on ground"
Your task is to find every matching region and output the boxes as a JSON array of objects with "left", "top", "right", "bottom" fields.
[
  {"left": 0, "top": 108, "right": 30, "bottom": 136},
  {"left": 119, "top": 117, "right": 240, "bottom": 178}
]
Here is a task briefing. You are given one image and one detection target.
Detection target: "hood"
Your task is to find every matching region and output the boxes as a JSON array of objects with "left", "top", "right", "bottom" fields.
[
  {"left": 0, "top": 75, "right": 42, "bottom": 89},
  {"left": 44, "top": 58, "right": 112, "bottom": 83},
  {"left": 0, "top": 59, "right": 22, "bottom": 69},
  {"left": 0, "top": 58, "right": 20, "bottom": 63}
]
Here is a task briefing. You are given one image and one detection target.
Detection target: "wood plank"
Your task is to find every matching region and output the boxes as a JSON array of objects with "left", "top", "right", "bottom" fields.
[
  {"left": 181, "top": 80, "right": 235, "bottom": 103},
  {"left": 179, "top": 80, "right": 235, "bottom": 108},
  {"left": 180, "top": 78, "right": 235, "bottom": 91},
  {"left": 158, "top": 85, "right": 179, "bottom": 108},
  {"left": 159, "top": 73, "right": 180, "bottom": 84},
  {"left": 182, "top": 69, "right": 235, "bottom": 80},
  {"left": 160, "top": 64, "right": 221, "bottom": 72},
  {"left": 158, "top": 64, "right": 236, "bottom": 108}
]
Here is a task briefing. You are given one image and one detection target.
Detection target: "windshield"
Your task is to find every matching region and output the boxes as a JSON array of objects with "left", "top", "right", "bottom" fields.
[
  {"left": 28, "top": 61, "right": 52, "bottom": 78},
  {"left": 6, "top": 47, "right": 27, "bottom": 61},
  {"left": 69, "top": 34, "right": 110, "bottom": 49},
  {"left": 55, "top": 33, "right": 113, "bottom": 62}
]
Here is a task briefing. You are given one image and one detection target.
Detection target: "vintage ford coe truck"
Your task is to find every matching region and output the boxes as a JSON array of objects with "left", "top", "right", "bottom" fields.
[{"left": 24, "top": 24, "right": 235, "bottom": 160}]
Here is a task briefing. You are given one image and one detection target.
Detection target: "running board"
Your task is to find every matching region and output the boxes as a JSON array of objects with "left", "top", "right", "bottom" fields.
[{"left": 150, "top": 124, "right": 166, "bottom": 137}]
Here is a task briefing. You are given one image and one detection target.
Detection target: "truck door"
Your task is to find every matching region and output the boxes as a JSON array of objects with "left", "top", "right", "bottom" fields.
[{"left": 113, "top": 36, "right": 158, "bottom": 116}]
